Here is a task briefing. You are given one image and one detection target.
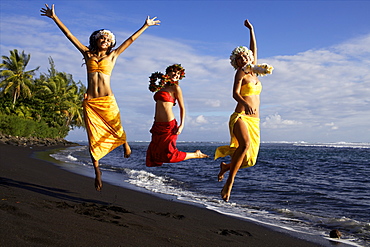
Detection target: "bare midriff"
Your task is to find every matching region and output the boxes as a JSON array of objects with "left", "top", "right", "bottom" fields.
[
  {"left": 154, "top": 101, "right": 176, "bottom": 122},
  {"left": 234, "top": 94, "right": 260, "bottom": 118},
  {"left": 85, "top": 72, "right": 113, "bottom": 99}
]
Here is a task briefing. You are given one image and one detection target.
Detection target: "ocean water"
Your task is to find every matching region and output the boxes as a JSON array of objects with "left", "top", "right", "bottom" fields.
[{"left": 49, "top": 142, "right": 370, "bottom": 246}]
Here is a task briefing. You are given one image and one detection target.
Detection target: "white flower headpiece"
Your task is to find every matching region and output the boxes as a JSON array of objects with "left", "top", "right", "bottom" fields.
[
  {"left": 242, "top": 63, "right": 274, "bottom": 77},
  {"left": 230, "top": 46, "right": 254, "bottom": 69},
  {"left": 94, "top": 29, "right": 115, "bottom": 44}
]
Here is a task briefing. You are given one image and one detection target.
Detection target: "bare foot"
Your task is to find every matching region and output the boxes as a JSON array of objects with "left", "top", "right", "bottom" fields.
[
  {"left": 95, "top": 170, "right": 102, "bottom": 191},
  {"left": 218, "top": 162, "right": 230, "bottom": 182},
  {"left": 221, "top": 182, "right": 232, "bottom": 202},
  {"left": 124, "top": 142, "right": 131, "bottom": 158},
  {"left": 195, "top": 150, "right": 209, "bottom": 158}
]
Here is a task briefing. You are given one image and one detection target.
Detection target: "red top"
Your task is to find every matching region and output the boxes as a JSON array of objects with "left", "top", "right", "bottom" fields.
[{"left": 154, "top": 91, "right": 175, "bottom": 104}]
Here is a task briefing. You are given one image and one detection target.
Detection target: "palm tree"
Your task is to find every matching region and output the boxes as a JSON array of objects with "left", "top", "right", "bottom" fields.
[
  {"left": 0, "top": 49, "right": 39, "bottom": 105},
  {"left": 37, "top": 57, "right": 85, "bottom": 129}
]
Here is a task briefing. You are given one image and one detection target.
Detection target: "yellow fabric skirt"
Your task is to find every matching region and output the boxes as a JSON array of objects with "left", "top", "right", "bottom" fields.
[
  {"left": 214, "top": 112, "right": 260, "bottom": 169},
  {"left": 83, "top": 95, "right": 126, "bottom": 161}
]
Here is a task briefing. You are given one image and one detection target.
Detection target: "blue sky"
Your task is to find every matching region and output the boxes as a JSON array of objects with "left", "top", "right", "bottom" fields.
[{"left": 1, "top": 0, "right": 369, "bottom": 143}]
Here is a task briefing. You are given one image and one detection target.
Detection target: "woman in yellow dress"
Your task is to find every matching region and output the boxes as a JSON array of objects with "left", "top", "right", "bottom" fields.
[
  {"left": 41, "top": 4, "right": 160, "bottom": 191},
  {"left": 215, "top": 19, "right": 273, "bottom": 202}
]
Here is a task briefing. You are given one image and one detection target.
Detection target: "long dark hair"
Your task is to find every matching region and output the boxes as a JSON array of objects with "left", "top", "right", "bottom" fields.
[
  {"left": 165, "top": 64, "right": 185, "bottom": 80},
  {"left": 88, "top": 29, "right": 116, "bottom": 54}
]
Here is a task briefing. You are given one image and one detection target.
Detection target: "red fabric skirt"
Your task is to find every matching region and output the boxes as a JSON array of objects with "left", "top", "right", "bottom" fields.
[{"left": 146, "top": 119, "right": 186, "bottom": 167}]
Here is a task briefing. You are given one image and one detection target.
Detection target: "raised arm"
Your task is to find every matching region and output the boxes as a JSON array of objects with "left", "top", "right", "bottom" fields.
[
  {"left": 40, "top": 4, "right": 88, "bottom": 54},
  {"left": 112, "top": 16, "right": 160, "bottom": 57},
  {"left": 244, "top": 19, "right": 257, "bottom": 64}
]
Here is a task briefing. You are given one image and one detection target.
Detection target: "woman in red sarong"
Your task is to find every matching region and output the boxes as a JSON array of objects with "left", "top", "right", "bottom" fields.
[{"left": 146, "top": 64, "right": 208, "bottom": 167}]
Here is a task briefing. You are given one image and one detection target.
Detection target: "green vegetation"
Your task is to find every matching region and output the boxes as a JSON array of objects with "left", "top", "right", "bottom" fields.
[{"left": 0, "top": 49, "right": 86, "bottom": 139}]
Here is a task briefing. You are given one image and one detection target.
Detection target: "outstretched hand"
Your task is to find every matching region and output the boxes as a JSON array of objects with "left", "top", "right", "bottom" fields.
[
  {"left": 244, "top": 19, "right": 253, "bottom": 29},
  {"left": 40, "top": 3, "right": 55, "bottom": 19},
  {"left": 146, "top": 16, "right": 161, "bottom": 26}
]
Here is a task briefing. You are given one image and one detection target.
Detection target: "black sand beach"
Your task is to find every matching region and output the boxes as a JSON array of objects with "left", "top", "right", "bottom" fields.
[{"left": 0, "top": 143, "right": 322, "bottom": 246}]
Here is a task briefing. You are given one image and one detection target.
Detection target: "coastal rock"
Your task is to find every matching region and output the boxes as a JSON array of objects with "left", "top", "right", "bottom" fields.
[
  {"left": 329, "top": 229, "right": 342, "bottom": 239},
  {"left": 0, "top": 133, "right": 77, "bottom": 147}
]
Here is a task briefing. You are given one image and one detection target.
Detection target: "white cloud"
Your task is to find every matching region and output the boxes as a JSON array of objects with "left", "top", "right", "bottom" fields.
[
  {"left": 186, "top": 115, "right": 209, "bottom": 128},
  {"left": 1, "top": 13, "right": 370, "bottom": 142},
  {"left": 194, "top": 115, "right": 208, "bottom": 124},
  {"left": 262, "top": 113, "right": 302, "bottom": 129},
  {"left": 204, "top": 99, "right": 221, "bottom": 108},
  {"left": 259, "top": 34, "right": 370, "bottom": 142},
  {"left": 324, "top": 122, "right": 339, "bottom": 130}
]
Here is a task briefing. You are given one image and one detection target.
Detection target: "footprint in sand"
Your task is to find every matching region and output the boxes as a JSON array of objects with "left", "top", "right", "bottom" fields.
[{"left": 217, "top": 229, "right": 252, "bottom": 237}]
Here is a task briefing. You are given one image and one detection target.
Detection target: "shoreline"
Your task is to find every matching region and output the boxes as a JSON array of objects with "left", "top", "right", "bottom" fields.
[{"left": 1, "top": 143, "right": 329, "bottom": 246}]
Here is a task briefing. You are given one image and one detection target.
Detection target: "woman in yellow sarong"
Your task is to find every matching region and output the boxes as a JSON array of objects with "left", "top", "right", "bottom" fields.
[
  {"left": 41, "top": 4, "right": 160, "bottom": 191},
  {"left": 214, "top": 19, "right": 273, "bottom": 202}
]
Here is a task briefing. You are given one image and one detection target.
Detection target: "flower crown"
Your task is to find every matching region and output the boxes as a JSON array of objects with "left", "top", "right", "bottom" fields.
[
  {"left": 165, "top": 64, "right": 185, "bottom": 79},
  {"left": 94, "top": 29, "right": 115, "bottom": 44},
  {"left": 242, "top": 63, "right": 274, "bottom": 77},
  {"left": 149, "top": 64, "right": 186, "bottom": 92},
  {"left": 230, "top": 46, "right": 254, "bottom": 70}
]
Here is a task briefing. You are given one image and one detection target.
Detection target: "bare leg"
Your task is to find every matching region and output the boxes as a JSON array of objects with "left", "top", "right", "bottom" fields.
[
  {"left": 221, "top": 118, "right": 250, "bottom": 202},
  {"left": 184, "top": 150, "right": 209, "bottom": 160},
  {"left": 92, "top": 159, "right": 102, "bottom": 191},
  {"left": 124, "top": 142, "right": 131, "bottom": 158},
  {"left": 218, "top": 162, "right": 230, "bottom": 182}
]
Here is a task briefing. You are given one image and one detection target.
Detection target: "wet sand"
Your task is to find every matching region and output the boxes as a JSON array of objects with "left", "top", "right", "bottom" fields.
[{"left": 0, "top": 143, "right": 322, "bottom": 246}]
